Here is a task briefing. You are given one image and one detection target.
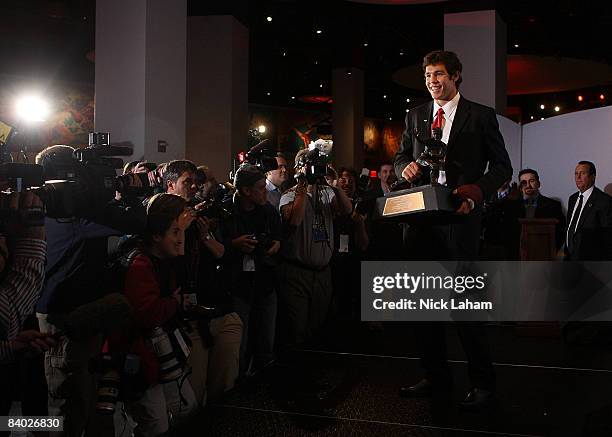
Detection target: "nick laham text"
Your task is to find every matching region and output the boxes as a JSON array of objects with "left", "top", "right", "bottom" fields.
[{"left": 373, "top": 298, "right": 493, "bottom": 311}]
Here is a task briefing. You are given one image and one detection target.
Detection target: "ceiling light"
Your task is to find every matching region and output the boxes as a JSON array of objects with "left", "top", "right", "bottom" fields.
[
  {"left": 399, "top": 51, "right": 404, "bottom": 56},
  {"left": 266, "top": 92, "right": 271, "bottom": 96},
  {"left": 514, "top": 44, "right": 519, "bottom": 48},
  {"left": 291, "top": 96, "right": 295, "bottom": 100},
  {"left": 266, "top": 16, "right": 272, "bottom": 22},
  {"left": 540, "top": 104, "right": 545, "bottom": 110},
  {"left": 363, "top": 42, "right": 368, "bottom": 47},
  {"left": 554, "top": 106, "right": 560, "bottom": 112},
  {"left": 258, "top": 125, "right": 266, "bottom": 133},
  {"left": 383, "top": 95, "right": 387, "bottom": 99},
  {"left": 406, "top": 98, "right": 410, "bottom": 103},
  {"left": 316, "top": 29, "right": 322, "bottom": 34},
  {"left": 406, "top": 109, "right": 410, "bottom": 113},
  {"left": 388, "top": 117, "right": 392, "bottom": 121}
]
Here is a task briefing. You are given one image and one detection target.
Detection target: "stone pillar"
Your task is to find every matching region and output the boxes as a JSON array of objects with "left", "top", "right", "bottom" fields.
[
  {"left": 444, "top": 10, "right": 507, "bottom": 114},
  {"left": 186, "top": 16, "right": 249, "bottom": 180},
  {"left": 95, "top": 0, "right": 186, "bottom": 162},
  {"left": 332, "top": 67, "right": 364, "bottom": 170}
]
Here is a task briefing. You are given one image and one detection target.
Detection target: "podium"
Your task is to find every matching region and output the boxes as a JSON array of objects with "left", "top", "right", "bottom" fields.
[
  {"left": 516, "top": 218, "right": 560, "bottom": 337},
  {"left": 518, "top": 218, "right": 559, "bottom": 261}
]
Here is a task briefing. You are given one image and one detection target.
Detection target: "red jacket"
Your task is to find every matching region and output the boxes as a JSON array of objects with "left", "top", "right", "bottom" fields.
[{"left": 106, "top": 252, "right": 179, "bottom": 385}]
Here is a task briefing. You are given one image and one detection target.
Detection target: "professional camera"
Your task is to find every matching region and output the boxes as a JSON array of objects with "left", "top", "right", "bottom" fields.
[
  {"left": 193, "top": 183, "right": 234, "bottom": 220},
  {"left": 249, "top": 232, "right": 274, "bottom": 256},
  {"left": 353, "top": 168, "right": 378, "bottom": 215},
  {"left": 295, "top": 138, "right": 333, "bottom": 185},
  {"left": 90, "top": 352, "right": 145, "bottom": 414},
  {"left": 242, "top": 139, "right": 278, "bottom": 173},
  {"left": 0, "top": 132, "right": 162, "bottom": 218}
]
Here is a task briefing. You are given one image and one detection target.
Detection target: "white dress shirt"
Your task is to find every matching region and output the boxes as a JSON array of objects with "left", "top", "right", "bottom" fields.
[
  {"left": 432, "top": 92, "right": 460, "bottom": 186},
  {"left": 566, "top": 185, "right": 594, "bottom": 246}
]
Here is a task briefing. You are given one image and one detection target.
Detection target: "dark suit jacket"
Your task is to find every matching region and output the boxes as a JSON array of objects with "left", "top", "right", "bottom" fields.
[
  {"left": 502, "top": 194, "right": 566, "bottom": 259},
  {"left": 565, "top": 187, "right": 612, "bottom": 261},
  {"left": 393, "top": 96, "right": 512, "bottom": 259}
]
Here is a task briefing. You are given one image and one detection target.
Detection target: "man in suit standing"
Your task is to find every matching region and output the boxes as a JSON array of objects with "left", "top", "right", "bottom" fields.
[
  {"left": 565, "top": 161, "right": 612, "bottom": 261},
  {"left": 502, "top": 169, "right": 566, "bottom": 259},
  {"left": 394, "top": 50, "right": 512, "bottom": 409}
]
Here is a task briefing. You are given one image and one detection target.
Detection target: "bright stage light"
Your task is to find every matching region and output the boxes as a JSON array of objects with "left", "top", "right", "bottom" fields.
[
  {"left": 16, "top": 95, "right": 50, "bottom": 122},
  {"left": 258, "top": 125, "right": 267, "bottom": 134}
]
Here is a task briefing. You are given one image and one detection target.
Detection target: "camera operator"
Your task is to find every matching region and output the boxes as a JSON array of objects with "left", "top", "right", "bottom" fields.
[
  {"left": 277, "top": 149, "right": 352, "bottom": 350},
  {"left": 107, "top": 193, "right": 198, "bottom": 436},
  {"left": 34, "top": 145, "right": 147, "bottom": 437},
  {"left": 219, "top": 164, "right": 281, "bottom": 377},
  {"left": 164, "top": 159, "right": 242, "bottom": 405},
  {"left": 331, "top": 168, "right": 369, "bottom": 319}
]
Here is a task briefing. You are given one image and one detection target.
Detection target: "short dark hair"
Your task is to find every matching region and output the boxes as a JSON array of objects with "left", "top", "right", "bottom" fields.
[
  {"left": 338, "top": 167, "right": 358, "bottom": 181},
  {"left": 578, "top": 161, "right": 596, "bottom": 176},
  {"left": 422, "top": 50, "right": 463, "bottom": 87},
  {"left": 145, "top": 193, "right": 186, "bottom": 237},
  {"left": 518, "top": 168, "right": 540, "bottom": 182},
  {"left": 163, "top": 160, "right": 197, "bottom": 188},
  {"left": 234, "top": 163, "right": 265, "bottom": 192}
]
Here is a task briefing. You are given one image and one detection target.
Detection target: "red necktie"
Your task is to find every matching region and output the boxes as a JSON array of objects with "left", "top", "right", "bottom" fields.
[{"left": 432, "top": 107, "right": 445, "bottom": 130}]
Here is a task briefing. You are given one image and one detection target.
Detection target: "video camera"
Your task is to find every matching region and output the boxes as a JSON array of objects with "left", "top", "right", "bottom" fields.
[
  {"left": 191, "top": 182, "right": 234, "bottom": 220},
  {"left": 295, "top": 138, "right": 333, "bottom": 185},
  {"left": 0, "top": 132, "right": 162, "bottom": 218},
  {"left": 241, "top": 139, "right": 278, "bottom": 173}
]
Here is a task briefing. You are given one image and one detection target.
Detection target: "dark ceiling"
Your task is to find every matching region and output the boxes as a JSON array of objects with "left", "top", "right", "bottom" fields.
[{"left": 1, "top": 0, "right": 610, "bottom": 124}]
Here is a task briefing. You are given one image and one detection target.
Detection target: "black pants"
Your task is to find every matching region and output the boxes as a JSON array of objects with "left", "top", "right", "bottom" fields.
[
  {"left": 403, "top": 213, "right": 496, "bottom": 390},
  {"left": 417, "top": 322, "right": 495, "bottom": 390}
]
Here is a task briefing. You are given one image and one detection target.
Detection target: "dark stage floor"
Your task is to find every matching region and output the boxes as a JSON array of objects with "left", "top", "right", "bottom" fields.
[{"left": 175, "top": 322, "right": 612, "bottom": 437}]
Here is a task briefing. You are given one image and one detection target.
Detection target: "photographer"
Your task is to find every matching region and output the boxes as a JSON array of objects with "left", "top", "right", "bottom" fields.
[
  {"left": 0, "top": 191, "right": 52, "bottom": 363},
  {"left": 278, "top": 149, "right": 352, "bottom": 350},
  {"left": 331, "top": 168, "right": 369, "bottom": 319},
  {"left": 219, "top": 164, "right": 281, "bottom": 377},
  {"left": 108, "top": 193, "right": 198, "bottom": 436},
  {"left": 164, "top": 159, "right": 242, "bottom": 405},
  {"left": 34, "top": 145, "right": 147, "bottom": 436}
]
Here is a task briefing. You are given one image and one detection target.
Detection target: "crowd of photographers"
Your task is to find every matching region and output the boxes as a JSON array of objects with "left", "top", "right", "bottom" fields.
[{"left": 0, "top": 139, "right": 402, "bottom": 436}]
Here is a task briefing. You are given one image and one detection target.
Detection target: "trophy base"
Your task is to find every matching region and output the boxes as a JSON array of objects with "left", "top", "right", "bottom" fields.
[{"left": 374, "top": 184, "right": 458, "bottom": 224}]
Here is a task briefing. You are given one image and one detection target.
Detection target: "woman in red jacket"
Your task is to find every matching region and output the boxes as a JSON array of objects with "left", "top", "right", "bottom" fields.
[{"left": 109, "top": 193, "right": 197, "bottom": 436}]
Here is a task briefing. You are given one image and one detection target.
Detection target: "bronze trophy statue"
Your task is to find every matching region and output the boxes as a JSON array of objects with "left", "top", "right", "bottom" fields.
[
  {"left": 415, "top": 127, "right": 446, "bottom": 186},
  {"left": 376, "top": 127, "right": 455, "bottom": 223}
]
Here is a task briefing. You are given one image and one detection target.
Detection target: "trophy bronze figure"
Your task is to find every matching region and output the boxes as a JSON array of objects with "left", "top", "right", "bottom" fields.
[{"left": 375, "top": 127, "right": 456, "bottom": 223}]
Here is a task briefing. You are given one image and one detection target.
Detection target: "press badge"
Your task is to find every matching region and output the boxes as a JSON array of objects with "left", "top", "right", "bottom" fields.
[
  {"left": 243, "top": 254, "right": 256, "bottom": 271},
  {"left": 339, "top": 234, "right": 349, "bottom": 253}
]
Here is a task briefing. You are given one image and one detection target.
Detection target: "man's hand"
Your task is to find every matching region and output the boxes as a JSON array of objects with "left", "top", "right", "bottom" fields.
[
  {"left": 401, "top": 162, "right": 422, "bottom": 182},
  {"left": 178, "top": 207, "right": 197, "bottom": 231},
  {"left": 265, "top": 240, "right": 281, "bottom": 256},
  {"left": 11, "top": 330, "right": 57, "bottom": 356},
  {"left": 232, "top": 234, "right": 258, "bottom": 254}
]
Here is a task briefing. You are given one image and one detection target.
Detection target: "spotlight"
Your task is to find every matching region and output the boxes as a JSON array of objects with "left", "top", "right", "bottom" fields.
[
  {"left": 16, "top": 95, "right": 50, "bottom": 122},
  {"left": 383, "top": 95, "right": 387, "bottom": 99},
  {"left": 266, "top": 16, "right": 272, "bottom": 22},
  {"left": 258, "top": 125, "right": 266, "bottom": 134},
  {"left": 540, "top": 117, "right": 544, "bottom": 120},
  {"left": 539, "top": 104, "right": 545, "bottom": 110},
  {"left": 530, "top": 116, "right": 534, "bottom": 120},
  {"left": 406, "top": 98, "right": 410, "bottom": 103},
  {"left": 316, "top": 29, "right": 322, "bottom": 34},
  {"left": 514, "top": 44, "right": 519, "bottom": 48},
  {"left": 363, "top": 42, "right": 368, "bottom": 47},
  {"left": 577, "top": 95, "right": 584, "bottom": 102},
  {"left": 291, "top": 96, "right": 296, "bottom": 100},
  {"left": 319, "top": 83, "right": 323, "bottom": 88},
  {"left": 554, "top": 106, "right": 560, "bottom": 112},
  {"left": 405, "top": 109, "right": 410, "bottom": 113},
  {"left": 266, "top": 92, "right": 271, "bottom": 96},
  {"left": 600, "top": 94, "right": 606, "bottom": 100},
  {"left": 388, "top": 117, "right": 392, "bottom": 121}
]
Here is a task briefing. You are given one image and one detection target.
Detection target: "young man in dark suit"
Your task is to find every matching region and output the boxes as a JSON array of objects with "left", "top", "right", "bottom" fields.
[
  {"left": 394, "top": 50, "right": 512, "bottom": 409},
  {"left": 502, "top": 168, "right": 566, "bottom": 259},
  {"left": 565, "top": 161, "right": 612, "bottom": 261}
]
